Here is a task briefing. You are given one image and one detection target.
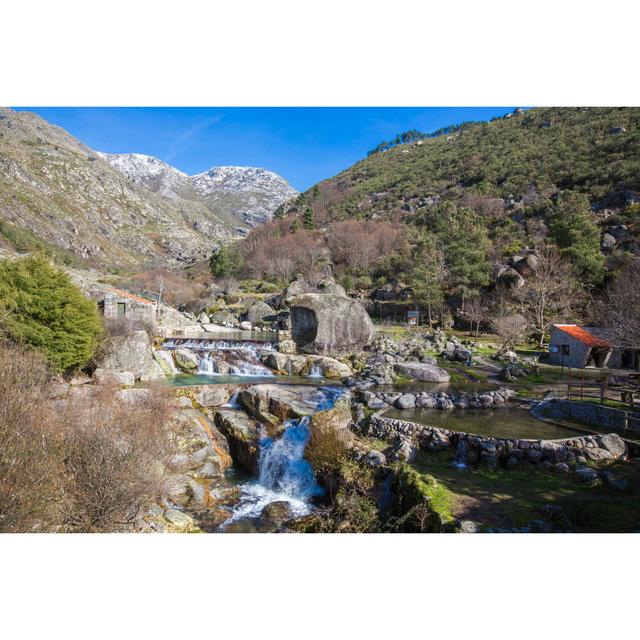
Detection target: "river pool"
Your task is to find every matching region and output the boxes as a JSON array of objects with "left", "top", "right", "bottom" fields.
[{"left": 384, "top": 406, "right": 585, "bottom": 440}]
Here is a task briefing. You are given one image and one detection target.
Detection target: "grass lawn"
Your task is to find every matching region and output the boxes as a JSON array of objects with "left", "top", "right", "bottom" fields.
[{"left": 409, "top": 450, "right": 640, "bottom": 532}]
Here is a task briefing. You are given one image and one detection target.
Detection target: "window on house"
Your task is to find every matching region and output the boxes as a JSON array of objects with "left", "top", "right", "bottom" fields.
[{"left": 117, "top": 302, "right": 126, "bottom": 318}]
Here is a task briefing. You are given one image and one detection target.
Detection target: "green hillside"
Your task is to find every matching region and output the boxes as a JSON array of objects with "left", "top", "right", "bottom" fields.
[
  {"left": 232, "top": 107, "right": 640, "bottom": 333},
  {"left": 280, "top": 107, "right": 640, "bottom": 223}
]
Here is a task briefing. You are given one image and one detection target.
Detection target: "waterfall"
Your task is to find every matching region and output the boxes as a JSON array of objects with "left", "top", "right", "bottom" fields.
[
  {"left": 223, "top": 387, "right": 343, "bottom": 525},
  {"left": 198, "top": 352, "right": 219, "bottom": 375},
  {"left": 307, "top": 363, "right": 322, "bottom": 378},
  {"left": 451, "top": 437, "right": 469, "bottom": 469},
  {"left": 223, "top": 391, "right": 240, "bottom": 408}
]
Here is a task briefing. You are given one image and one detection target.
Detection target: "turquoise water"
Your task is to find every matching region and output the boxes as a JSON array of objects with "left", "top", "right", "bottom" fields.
[{"left": 384, "top": 406, "right": 584, "bottom": 440}]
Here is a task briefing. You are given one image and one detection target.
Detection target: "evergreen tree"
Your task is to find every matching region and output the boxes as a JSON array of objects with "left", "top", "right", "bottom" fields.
[
  {"left": 407, "top": 232, "right": 445, "bottom": 326},
  {"left": 209, "top": 245, "right": 243, "bottom": 278},
  {"left": 431, "top": 204, "right": 491, "bottom": 308},
  {"left": 302, "top": 205, "right": 315, "bottom": 230},
  {"left": 0, "top": 255, "right": 102, "bottom": 372},
  {"left": 546, "top": 190, "right": 605, "bottom": 286}
]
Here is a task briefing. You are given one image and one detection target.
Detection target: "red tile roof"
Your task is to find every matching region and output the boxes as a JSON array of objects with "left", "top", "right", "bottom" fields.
[
  {"left": 108, "top": 288, "right": 155, "bottom": 306},
  {"left": 553, "top": 324, "right": 612, "bottom": 348}
]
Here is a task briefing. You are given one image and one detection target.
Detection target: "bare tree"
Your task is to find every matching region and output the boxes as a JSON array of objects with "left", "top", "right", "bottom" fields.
[
  {"left": 492, "top": 314, "right": 528, "bottom": 355},
  {"left": 464, "top": 296, "right": 487, "bottom": 338},
  {"left": 602, "top": 260, "right": 640, "bottom": 347},
  {"left": 515, "top": 245, "right": 582, "bottom": 347}
]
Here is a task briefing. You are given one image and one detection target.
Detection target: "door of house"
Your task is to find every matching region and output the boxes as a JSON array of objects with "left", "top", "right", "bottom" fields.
[{"left": 117, "top": 302, "right": 126, "bottom": 318}]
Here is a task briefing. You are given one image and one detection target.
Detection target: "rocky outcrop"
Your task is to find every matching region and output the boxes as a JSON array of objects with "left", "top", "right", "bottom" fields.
[
  {"left": 94, "top": 330, "right": 154, "bottom": 380},
  {"left": 394, "top": 361, "right": 450, "bottom": 383},
  {"left": 238, "top": 384, "right": 319, "bottom": 426},
  {"left": 154, "top": 349, "right": 178, "bottom": 375},
  {"left": 140, "top": 360, "right": 166, "bottom": 381},
  {"left": 309, "top": 391, "right": 353, "bottom": 444},
  {"left": 213, "top": 408, "right": 262, "bottom": 474},
  {"left": 290, "top": 293, "right": 375, "bottom": 355},
  {"left": 244, "top": 300, "right": 276, "bottom": 324},
  {"left": 259, "top": 352, "right": 353, "bottom": 378}
]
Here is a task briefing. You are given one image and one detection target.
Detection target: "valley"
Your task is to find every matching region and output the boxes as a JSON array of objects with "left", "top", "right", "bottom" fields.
[{"left": 1, "top": 106, "right": 639, "bottom": 534}]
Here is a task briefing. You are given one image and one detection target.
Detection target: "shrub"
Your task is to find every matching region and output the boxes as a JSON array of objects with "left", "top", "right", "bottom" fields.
[
  {"left": 0, "top": 344, "right": 66, "bottom": 532},
  {"left": 0, "top": 342, "right": 173, "bottom": 532},
  {"left": 0, "top": 255, "right": 102, "bottom": 372},
  {"left": 60, "top": 384, "right": 172, "bottom": 532},
  {"left": 305, "top": 422, "right": 350, "bottom": 477}
]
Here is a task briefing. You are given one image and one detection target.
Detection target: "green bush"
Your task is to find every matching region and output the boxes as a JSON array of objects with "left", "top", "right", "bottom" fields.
[{"left": 0, "top": 255, "right": 102, "bottom": 372}]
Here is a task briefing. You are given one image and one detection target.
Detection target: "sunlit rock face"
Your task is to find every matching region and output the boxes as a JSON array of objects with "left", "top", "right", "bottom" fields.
[{"left": 289, "top": 293, "right": 375, "bottom": 356}]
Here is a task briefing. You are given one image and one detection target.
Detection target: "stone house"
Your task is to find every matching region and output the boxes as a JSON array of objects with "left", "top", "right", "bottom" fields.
[
  {"left": 585, "top": 326, "right": 640, "bottom": 371},
  {"left": 547, "top": 324, "right": 613, "bottom": 369},
  {"left": 101, "top": 288, "right": 157, "bottom": 324}
]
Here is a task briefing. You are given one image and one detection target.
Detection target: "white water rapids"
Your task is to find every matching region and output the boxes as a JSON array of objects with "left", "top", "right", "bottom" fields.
[{"left": 223, "top": 387, "right": 343, "bottom": 526}]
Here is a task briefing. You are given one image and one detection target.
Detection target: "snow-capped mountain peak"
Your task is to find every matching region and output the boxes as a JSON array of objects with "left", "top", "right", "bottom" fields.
[
  {"left": 100, "top": 153, "right": 298, "bottom": 226},
  {"left": 97, "top": 152, "right": 189, "bottom": 200}
]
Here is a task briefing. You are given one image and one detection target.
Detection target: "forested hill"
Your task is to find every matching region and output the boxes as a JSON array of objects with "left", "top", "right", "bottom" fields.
[
  {"left": 223, "top": 108, "right": 640, "bottom": 326},
  {"left": 278, "top": 107, "right": 640, "bottom": 225}
]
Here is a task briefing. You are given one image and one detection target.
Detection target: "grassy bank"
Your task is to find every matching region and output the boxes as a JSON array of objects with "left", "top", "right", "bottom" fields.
[{"left": 408, "top": 450, "right": 640, "bottom": 532}]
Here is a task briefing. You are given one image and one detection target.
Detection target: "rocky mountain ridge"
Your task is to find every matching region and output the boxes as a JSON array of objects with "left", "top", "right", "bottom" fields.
[
  {"left": 99, "top": 154, "right": 298, "bottom": 227},
  {"left": 0, "top": 108, "right": 296, "bottom": 270}
]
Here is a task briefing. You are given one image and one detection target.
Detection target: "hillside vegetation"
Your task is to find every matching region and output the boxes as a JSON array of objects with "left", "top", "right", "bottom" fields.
[{"left": 225, "top": 108, "right": 639, "bottom": 336}]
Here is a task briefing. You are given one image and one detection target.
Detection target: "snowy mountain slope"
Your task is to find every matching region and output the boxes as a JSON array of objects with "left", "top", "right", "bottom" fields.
[{"left": 100, "top": 155, "right": 298, "bottom": 227}]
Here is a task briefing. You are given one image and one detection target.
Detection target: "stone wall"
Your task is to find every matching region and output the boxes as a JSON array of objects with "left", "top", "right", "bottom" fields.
[
  {"left": 539, "top": 399, "right": 640, "bottom": 432},
  {"left": 103, "top": 290, "right": 157, "bottom": 324},
  {"left": 368, "top": 412, "right": 628, "bottom": 471}
]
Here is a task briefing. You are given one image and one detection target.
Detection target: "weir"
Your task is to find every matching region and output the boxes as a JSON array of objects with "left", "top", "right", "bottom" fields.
[{"left": 163, "top": 334, "right": 277, "bottom": 377}]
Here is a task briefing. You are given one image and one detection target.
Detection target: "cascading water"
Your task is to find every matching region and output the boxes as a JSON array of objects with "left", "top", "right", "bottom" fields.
[
  {"left": 164, "top": 337, "right": 275, "bottom": 377},
  {"left": 451, "top": 437, "right": 469, "bottom": 469},
  {"left": 223, "top": 387, "right": 343, "bottom": 526},
  {"left": 223, "top": 391, "right": 240, "bottom": 408},
  {"left": 307, "top": 363, "right": 322, "bottom": 378}
]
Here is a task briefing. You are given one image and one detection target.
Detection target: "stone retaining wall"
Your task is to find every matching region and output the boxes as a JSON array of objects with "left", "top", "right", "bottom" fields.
[
  {"left": 369, "top": 412, "right": 628, "bottom": 471},
  {"left": 358, "top": 386, "right": 515, "bottom": 410},
  {"left": 540, "top": 399, "right": 640, "bottom": 432}
]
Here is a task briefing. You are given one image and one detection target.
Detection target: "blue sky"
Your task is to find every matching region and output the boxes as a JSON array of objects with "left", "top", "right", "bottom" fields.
[{"left": 16, "top": 107, "right": 517, "bottom": 191}]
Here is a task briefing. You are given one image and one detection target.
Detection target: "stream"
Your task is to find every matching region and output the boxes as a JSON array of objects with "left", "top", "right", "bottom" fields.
[{"left": 220, "top": 386, "right": 344, "bottom": 531}]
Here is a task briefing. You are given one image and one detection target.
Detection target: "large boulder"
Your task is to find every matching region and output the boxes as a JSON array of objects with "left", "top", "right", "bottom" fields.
[
  {"left": 174, "top": 348, "right": 199, "bottom": 373},
  {"left": 394, "top": 361, "right": 450, "bottom": 383},
  {"left": 290, "top": 293, "right": 375, "bottom": 356},
  {"left": 307, "top": 355, "right": 353, "bottom": 378},
  {"left": 238, "top": 384, "right": 318, "bottom": 425},
  {"left": 140, "top": 359, "right": 166, "bottom": 381},
  {"left": 309, "top": 393, "right": 353, "bottom": 443},
  {"left": 92, "top": 368, "right": 135, "bottom": 387},
  {"left": 598, "top": 433, "right": 626, "bottom": 458},
  {"left": 153, "top": 349, "right": 178, "bottom": 375},
  {"left": 193, "top": 385, "right": 236, "bottom": 407},
  {"left": 95, "top": 330, "right": 154, "bottom": 380},
  {"left": 245, "top": 300, "right": 276, "bottom": 324}
]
